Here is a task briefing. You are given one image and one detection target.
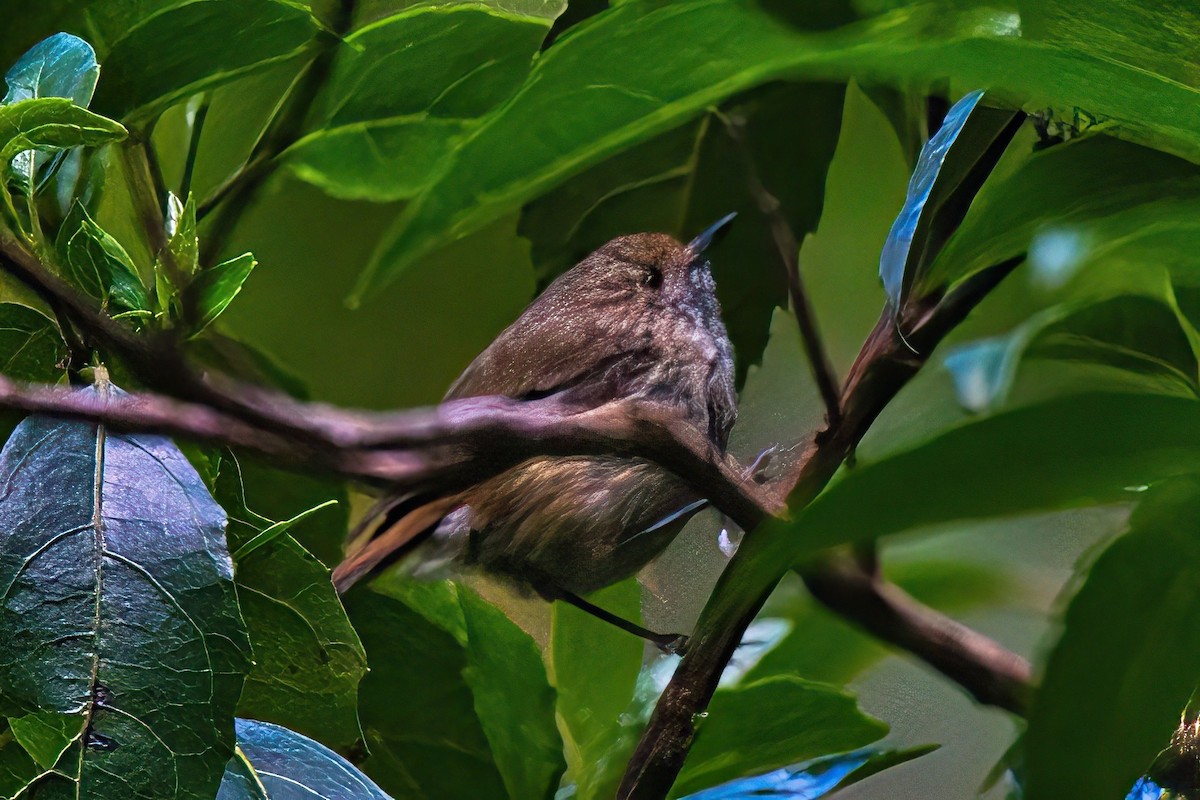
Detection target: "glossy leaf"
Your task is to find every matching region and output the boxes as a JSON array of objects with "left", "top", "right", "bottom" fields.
[
  {"left": 91, "top": 0, "right": 319, "bottom": 123},
  {"left": 1024, "top": 481, "right": 1200, "bottom": 800},
  {"left": 878, "top": 90, "right": 1023, "bottom": 307},
  {"left": 670, "top": 677, "right": 888, "bottom": 798},
  {"left": 551, "top": 580, "right": 643, "bottom": 800},
  {"left": 2, "top": 32, "right": 98, "bottom": 107},
  {"left": 0, "top": 384, "right": 252, "bottom": 798},
  {"left": 217, "top": 719, "right": 390, "bottom": 799},
  {"left": 186, "top": 252, "right": 257, "bottom": 334},
  {"left": 287, "top": 1, "right": 560, "bottom": 200},
  {"left": 62, "top": 203, "right": 151, "bottom": 311},
  {"left": 781, "top": 393, "right": 1200, "bottom": 564},
  {"left": 682, "top": 745, "right": 937, "bottom": 799},
  {"left": 3, "top": 32, "right": 100, "bottom": 192},
  {"left": 0, "top": 97, "right": 125, "bottom": 166},
  {"left": 357, "top": 0, "right": 1200, "bottom": 298}
]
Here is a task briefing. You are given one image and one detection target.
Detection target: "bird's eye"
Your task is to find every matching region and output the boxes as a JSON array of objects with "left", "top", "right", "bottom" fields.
[{"left": 641, "top": 266, "right": 663, "bottom": 289}]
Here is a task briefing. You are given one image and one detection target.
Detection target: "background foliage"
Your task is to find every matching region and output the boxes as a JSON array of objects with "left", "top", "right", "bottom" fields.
[{"left": 0, "top": 0, "right": 1199, "bottom": 798}]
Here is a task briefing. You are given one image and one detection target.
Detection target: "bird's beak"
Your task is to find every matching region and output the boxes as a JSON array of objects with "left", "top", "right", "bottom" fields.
[{"left": 687, "top": 212, "right": 737, "bottom": 255}]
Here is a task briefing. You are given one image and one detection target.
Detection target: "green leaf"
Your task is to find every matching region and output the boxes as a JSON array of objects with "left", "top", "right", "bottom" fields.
[
  {"left": 62, "top": 203, "right": 151, "bottom": 311},
  {"left": 8, "top": 711, "right": 78, "bottom": 769},
  {"left": 943, "top": 290, "right": 1200, "bottom": 414},
  {"left": 459, "top": 586, "right": 565, "bottom": 800},
  {"left": 217, "top": 719, "right": 390, "bottom": 799},
  {"left": 782, "top": 392, "right": 1200, "bottom": 563},
  {"left": 215, "top": 462, "right": 365, "bottom": 750},
  {"left": 925, "top": 135, "right": 1200, "bottom": 298},
  {"left": 670, "top": 677, "right": 888, "bottom": 798},
  {"left": 1024, "top": 481, "right": 1200, "bottom": 800},
  {"left": 0, "top": 725, "right": 41, "bottom": 799},
  {"left": 355, "top": 0, "right": 1200, "bottom": 298},
  {"left": 186, "top": 252, "right": 257, "bottom": 334},
  {"left": 0, "top": 383, "right": 252, "bottom": 798},
  {"left": 286, "top": 1, "right": 559, "bottom": 201},
  {"left": 165, "top": 191, "right": 198, "bottom": 275},
  {"left": 3, "top": 33, "right": 101, "bottom": 193},
  {"left": 0, "top": 97, "right": 126, "bottom": 166},
  {"left": 344, "top": 588, "right": 508, "bottom": 800},
  {"left": 551, "top": 580, "right": 643, "bottom": 800},
  {"left": 0, "top": 302, "right": 65, "bottom": 382},
  {"left": 91, "top": 0, "right": 320, "bottom": 123}
]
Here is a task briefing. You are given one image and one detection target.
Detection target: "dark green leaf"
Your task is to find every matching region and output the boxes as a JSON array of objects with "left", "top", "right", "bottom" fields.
[
  {"left": 287, "top": 1, "right": 559, "bottom": 201},
  {"left": 1024, "top": 481, "right": 1200, "bottom": 800},
  {"left": 670, "top": 677, "right": 888, "bottom": 798},
  {"left": 356, "top": 0, "right": 1200, "bottom": 298},
  {"left": 62, "top": 203, "right": 151, "bottom": 311},
  {"left": 0, "top": 302, "right": 64, "bottom": 382},
  {"left": 781, "top": 393, "right": 1200, "bottom": 563},
  {"left": 0, "top": 382, "right": 252, "bottom": 798},
  {"left": 344, "top": 588, "right": 508, "bottom": 800},
  {"left": 0, "top": 724, "right": 41, "bottom": 798},
  {"left": 551, "top": 580, "right": 643, "bottom": 800},
  {"left": 519, "top": 81, "right": 845, "bottom": 374},
  {"left": 215, "top": 462, "right": 365, "bottom": 749},
  {"left": 217, "top": 719, "right": 390, "bottom": 800},
  {"left": 0, "top": 97, "right": 125, "bottom": 166},
  {"left": 459, "top": 586, "right": 565, "bottom": 800},
  {"left": 91, "top": 0, "right": 320, "bottom": 123},
  {"left": 186, "top": 252, "right": 256, "bottom": 334}
]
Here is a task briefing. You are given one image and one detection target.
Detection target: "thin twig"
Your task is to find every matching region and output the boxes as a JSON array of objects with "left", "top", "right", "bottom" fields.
[{"left": 720, "top": 112, "right": 842, "bottom": 427}]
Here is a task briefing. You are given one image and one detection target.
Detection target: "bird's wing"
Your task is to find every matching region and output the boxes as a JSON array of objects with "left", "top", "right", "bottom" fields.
[{"left": 445, "top": 295, "right": 647, "bottom": 402}]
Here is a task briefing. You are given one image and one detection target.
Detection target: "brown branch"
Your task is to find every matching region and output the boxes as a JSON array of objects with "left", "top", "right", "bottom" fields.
[
  {"left": 0, "top": 228, "right": 1032, "bottom": 793},
  {"left": 721, "top": 112, "right": 842, "bottom": 426},
  {"left": 618, "top": 256, "right": 1026, "bottom": 800}
]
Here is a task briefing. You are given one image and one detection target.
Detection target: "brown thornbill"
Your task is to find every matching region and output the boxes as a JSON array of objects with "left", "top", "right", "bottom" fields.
[{"left": 332, "top": 216, "right": 738, "bottom": 648}]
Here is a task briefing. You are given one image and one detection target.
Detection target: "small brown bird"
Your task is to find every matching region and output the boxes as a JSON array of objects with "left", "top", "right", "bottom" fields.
[{"left": 332, "top": 217, "right": 737, "bottom": 643}]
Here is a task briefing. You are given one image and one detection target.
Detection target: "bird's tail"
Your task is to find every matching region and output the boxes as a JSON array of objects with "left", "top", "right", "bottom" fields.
[{"left": 332, "top": 494, "right": 463, "bottom": 593}]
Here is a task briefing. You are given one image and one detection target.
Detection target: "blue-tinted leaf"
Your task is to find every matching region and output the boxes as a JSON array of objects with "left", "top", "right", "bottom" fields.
[
  {"left": 63, "top": 203, "right": 150, "bottom": 311},
  {"left": 682, "top": 746, "right": 936, "bottom": 799},
  {"left": 670, "top": 677, "right": 888, "bottom": 798},
  {"left": 2, "top": 33, "right": 99, "bottom": 108},
  {"left": 187, "top": 252, "right": 256, "bottom": 334},
  {"left": 878, "top": 90, "right": 1023, "bottom": 307},
  {"left": 217, "top": 719, "right": 390, "bottom": 800},
  {"left": 0, "top": 382, "right": 252, "bottom": 798}
]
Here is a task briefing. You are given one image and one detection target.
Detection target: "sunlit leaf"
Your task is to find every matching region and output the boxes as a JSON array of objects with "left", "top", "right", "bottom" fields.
[
  {"left": 62, "top": 202, "right": 150, "bottom": 311},
  {"left": 186, "top": 252, "right": 257, "bottom": 334},
  {"left": 0, "top": 97, "right": 125, "bottom": 166},
  {"left": 217, "top": 719, "right": 390, "bottom": 800}
]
